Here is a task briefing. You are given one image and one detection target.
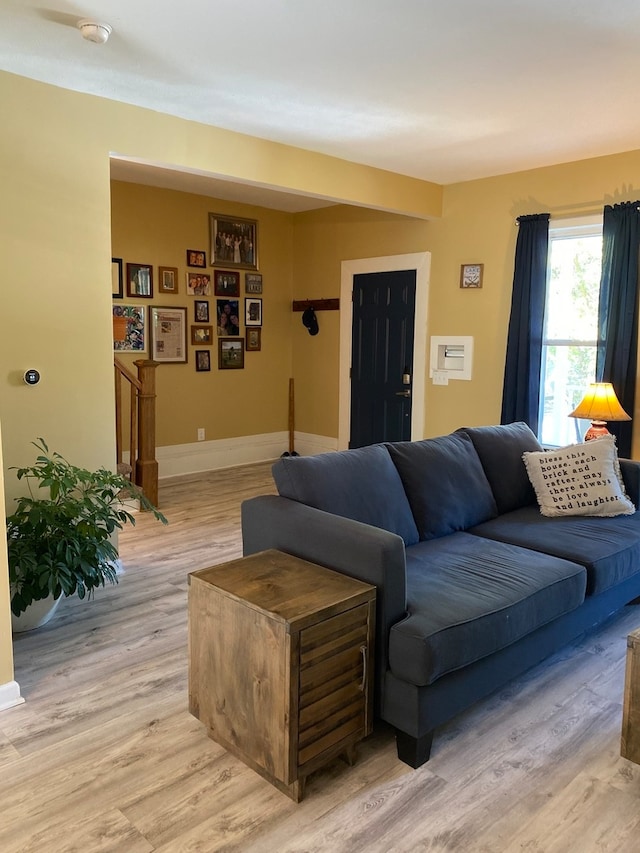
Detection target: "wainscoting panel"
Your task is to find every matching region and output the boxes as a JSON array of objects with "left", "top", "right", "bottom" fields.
[
  {"left": 125, "top": 432, "right": 339, "bottom": 479},
  {"left": 0, "top": 680, "right": 24, "bottom": 712}
]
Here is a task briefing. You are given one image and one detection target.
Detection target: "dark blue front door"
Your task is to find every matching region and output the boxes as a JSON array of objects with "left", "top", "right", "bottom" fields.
[{"left": 350, "top": 269, "right": 416, "bottom": 448}]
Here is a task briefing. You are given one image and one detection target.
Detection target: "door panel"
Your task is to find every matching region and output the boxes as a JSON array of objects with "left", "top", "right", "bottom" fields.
[{"left": 350, "top": 270, "right": 416, "bottom": 448}]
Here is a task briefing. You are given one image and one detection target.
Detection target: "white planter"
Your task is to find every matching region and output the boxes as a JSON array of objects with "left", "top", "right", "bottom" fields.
[{"left": 11, "top": 594, "right": 62, "bottom": 633}]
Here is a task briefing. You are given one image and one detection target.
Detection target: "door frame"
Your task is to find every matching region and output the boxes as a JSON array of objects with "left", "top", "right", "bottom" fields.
[{"left": 338, "top": 252, "right": 431, "bottom": 450}]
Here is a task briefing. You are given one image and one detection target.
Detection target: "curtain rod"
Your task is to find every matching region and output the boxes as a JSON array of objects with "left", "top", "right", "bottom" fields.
[{"left": 515, "top": 201, "right": 640, "bottom": 225}]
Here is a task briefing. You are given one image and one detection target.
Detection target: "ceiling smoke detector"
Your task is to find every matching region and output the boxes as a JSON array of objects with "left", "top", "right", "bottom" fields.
[{"left": 78, "top": 19, "right": 112, "bottom": 44}]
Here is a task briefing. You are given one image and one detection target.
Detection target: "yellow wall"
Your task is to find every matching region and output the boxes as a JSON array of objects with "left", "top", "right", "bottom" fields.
[
  {"left": 111, "top": 181, "right": 294, "bottom": 446},
  {"left": 289, "top": 154, "right": 640, "bottom": 444},
  {"left": 0, "top": 424, "right": 15, "bottom": 688},
  {"left": 0, "top": 69, "right": 440, "bottom": 484},
  {"left": 291, "top": 206, "right": 429, "bottom": 437},
  {"left": 424, "top": 151, "right": 640, "bottom": 441},
  {"left": 111, "top": 186, "right": 432, "bottom": 445}
]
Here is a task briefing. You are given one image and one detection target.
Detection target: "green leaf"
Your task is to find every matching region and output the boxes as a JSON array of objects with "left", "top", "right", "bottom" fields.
[{"left": 6, "top": 437, "right": 166, "bottom": 612}]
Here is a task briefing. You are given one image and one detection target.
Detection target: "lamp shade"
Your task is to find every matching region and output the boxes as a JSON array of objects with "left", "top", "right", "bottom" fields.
[{"left": 569, "top": 383, "right": 631, "bottom": 422}]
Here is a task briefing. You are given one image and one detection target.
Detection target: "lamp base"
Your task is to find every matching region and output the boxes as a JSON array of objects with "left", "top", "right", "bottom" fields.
[{"left": 583, "top": 421, "right": 610, "bottom": 441}]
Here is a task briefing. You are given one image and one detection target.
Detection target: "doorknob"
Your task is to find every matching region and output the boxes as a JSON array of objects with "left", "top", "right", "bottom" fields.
[{"left": 397, "top": 364, "right": 411, "bottom": 397}]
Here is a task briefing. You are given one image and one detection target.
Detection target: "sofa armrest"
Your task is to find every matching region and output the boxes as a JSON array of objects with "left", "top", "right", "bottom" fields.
[
  {"left": 241, "top": 494, "right": 407, "bottom": 683},
  {"left": 620, "top": 458, "right": 640, "bottom": 508}
]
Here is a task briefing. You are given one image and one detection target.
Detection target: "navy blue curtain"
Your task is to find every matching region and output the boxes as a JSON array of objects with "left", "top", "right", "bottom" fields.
[
  {"left": 501, "top": 213, "right": 550, "bottom": 433},
  {"left": 596, "top": 201, "right": 640, "bottom": 458}
]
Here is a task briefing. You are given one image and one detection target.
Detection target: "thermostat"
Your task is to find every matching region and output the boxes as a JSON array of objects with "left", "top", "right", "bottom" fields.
[{"left": 24, "top": 369, "right": 41, "bottom": 386}]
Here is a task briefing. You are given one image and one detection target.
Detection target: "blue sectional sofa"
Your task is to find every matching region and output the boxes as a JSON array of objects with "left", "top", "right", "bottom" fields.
[{"left": 241, "top": 423, "right": 640, "bottom": 768}]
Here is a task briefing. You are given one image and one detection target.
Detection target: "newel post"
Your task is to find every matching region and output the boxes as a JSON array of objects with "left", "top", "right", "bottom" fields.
[{"left": 133, "top": 359, "right": 159, "bottom": 507}]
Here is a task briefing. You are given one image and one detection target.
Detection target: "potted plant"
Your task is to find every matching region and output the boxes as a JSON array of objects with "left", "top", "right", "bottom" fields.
[{"left": 6, "top": 438, "right": 167, "bottom": 631}]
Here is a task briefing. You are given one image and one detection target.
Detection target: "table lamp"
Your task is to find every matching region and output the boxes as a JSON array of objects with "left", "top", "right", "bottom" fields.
[{"left": 569, "top": 382, "right": 631, "bottom": 441}]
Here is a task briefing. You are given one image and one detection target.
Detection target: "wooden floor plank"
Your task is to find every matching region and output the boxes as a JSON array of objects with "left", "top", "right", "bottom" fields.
[
  {"left": 1, "top": 807, "right": 155, "bottom": 853},
  {"left": 3, "top": 460, "right": 640, "bottom": 852}
]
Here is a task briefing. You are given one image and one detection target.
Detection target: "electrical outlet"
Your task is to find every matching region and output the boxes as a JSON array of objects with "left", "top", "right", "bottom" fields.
[{"left": 197, "top": 428, "right": 205, "bottom": 441}]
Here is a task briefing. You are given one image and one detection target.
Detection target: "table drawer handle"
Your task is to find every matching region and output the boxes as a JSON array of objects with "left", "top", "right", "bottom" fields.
[{"left": 359, "top": 645, "right": 367, "bottom": 692}]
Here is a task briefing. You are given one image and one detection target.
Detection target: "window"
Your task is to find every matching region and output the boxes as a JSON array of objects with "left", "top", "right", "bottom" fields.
[{"left": 539, "top": 217, "right": 603, "bottom": 447}]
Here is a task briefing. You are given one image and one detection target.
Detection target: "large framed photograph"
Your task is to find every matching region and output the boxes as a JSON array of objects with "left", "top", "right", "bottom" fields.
[
  {"left": 159, "top": 266, "right": 179, "bottom": 294},
  {"left": 113, "top": 304, "right": 146, "bottom": 352},
  {"left": 218, "top": 337, "right": 245, "bottom": 369},
  {"left": 150, "top": 306, "right": 187, "bottom": 363},
  {"left": 216, "top": 299, "right": 240, "bottom": 335},
  {"left": 126, "top": 263, "right": 153, "bottom": 298},
  {"left": 245, "top": 273, "right": 262, "bottom": 294},
  {"left": 245, "top": 297, "right": 262, "bottom": 326},
  {"left": 214, "top": 269, "right": 240, "bottom": 297},
  {"left": 112, "top": 258, "right": 123, "bottom": 299},
  {"left": 209, "top": 213, "right": 258, "bottom": 270}
]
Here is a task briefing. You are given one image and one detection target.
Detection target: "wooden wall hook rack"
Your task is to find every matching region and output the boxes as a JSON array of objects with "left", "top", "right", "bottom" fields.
[{"left": 292, "top": 299, "right": 340, "bottom": 312}]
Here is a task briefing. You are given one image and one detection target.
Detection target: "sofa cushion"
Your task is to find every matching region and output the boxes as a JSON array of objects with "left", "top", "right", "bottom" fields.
[
  {"left": 272, "top": 445, "right": 419, "bottom": 546},
  {"left": 470, "top": 505, "right": 640, "bottom": 595},
  {"left": 522, "top": 436, "right": 635, "bottom": 518},
  {"left": 387, "top": 433, "right": 497, "bottom": 540},
  {"left": 460, "top": 422, "right": 542, "bottom": 514},
  {"left": 620, "top": 458, "right": 640, "bottom": 507},
  {"left": 388, "top": 533, "right": 586, "bottom": 686}
]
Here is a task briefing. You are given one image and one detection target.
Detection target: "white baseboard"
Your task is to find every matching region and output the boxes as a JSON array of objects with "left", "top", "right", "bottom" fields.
[
  {"left": 157, "top": 432, "right": 289, "bottom": 479},
  {"left": 0, "top": 680, "right": 24, "bottom": 712},
  {"left": 291, "top": 432, "right": 338, "bottom": 456},
  {"left": 124, "top": 432, "right": 339, "bottom": 479}
]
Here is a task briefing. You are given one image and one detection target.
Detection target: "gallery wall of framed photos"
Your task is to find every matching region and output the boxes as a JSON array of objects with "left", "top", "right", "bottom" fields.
[
  {"left": 112, "top": 260, "right": 264, "bottom": 366},
  {"left": 110, "top": 180, "right": 291, "bottom": 449}
]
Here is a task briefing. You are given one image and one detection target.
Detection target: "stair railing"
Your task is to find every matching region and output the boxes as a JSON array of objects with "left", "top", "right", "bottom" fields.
[{"left": 114, "top": 357, "right": 159, "bottom": 506}]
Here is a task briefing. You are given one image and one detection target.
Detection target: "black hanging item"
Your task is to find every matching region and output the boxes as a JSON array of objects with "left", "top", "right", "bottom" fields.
[{"left": 302, "top": 306, "right": 319, "bottom": 336}]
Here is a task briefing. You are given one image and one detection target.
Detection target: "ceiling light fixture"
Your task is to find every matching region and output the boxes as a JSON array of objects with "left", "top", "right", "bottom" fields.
[{"left": 77, "top": 19, "right": 112, "bottom": 45}]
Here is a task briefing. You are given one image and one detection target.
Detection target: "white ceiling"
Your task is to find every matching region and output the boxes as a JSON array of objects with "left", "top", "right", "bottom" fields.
[{"left": 3, "top": 1, "right": 640, "bottom": 211}]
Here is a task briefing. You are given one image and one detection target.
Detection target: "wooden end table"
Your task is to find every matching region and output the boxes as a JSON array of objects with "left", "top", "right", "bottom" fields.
[
  {"left": 622, "top": 626, "right": 640, "bottom": 764},
  {"left": 188, "top": 549, "right": 376, "bottom": 801}
]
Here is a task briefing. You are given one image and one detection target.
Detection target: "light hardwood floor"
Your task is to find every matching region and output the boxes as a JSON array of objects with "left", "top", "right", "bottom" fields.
[{"left": 2, "top": 461, "right": 640, "bottom": 852}]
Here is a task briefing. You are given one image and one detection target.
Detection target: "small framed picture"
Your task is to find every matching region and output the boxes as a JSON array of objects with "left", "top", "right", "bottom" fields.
[
  {"left": 245, "top": 273, "right": 263, "bottom": 294},
  {"left": 194, "top": 300, "right": 209, "bottom": 322},
  {"left": 191, "top": 325, "right": 214, "bottom": 345},
  {"left": 209, "top": 213, "right": 258, "bottom": 270},
  {"left": 246, "top": 327, "right": 261, "bottom": 352},
  {"left": 186, "top": 272, "right": 211, "bottom": 295},
  {"left": 159, "top": 266, "right": 179, "bottom": 294},
  {"left": 245, "top": 297, "right": 262, "bottom": 326},
  {"left": 126, "top": 263, "right": 153, "bottom": 298},
  {"left": 187, "top": 249, "right": 206, "bottom": 268},
  {"left": 150, "top": 306, "right": 187, "bottom": 363},
  {"left": 214, "top": 270, "right": 240, "bottom": 297},
  {"left": 113, "top": 304, "right": 146, "bottom": 352},
  {"left": 219, "top": 337, "right": 245, "bottom": 369},
  {"left": 195, "top": 350, "right": 211, "bottom": 372},
  {"left": 112, "top": 258, "right": 123, "bottom": 299},
  {"left": 460, "top": 263, "right": 484, "bottom": 289},
  {"left": 216, "top": 299, "right": 240, "bottom": 335}
]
